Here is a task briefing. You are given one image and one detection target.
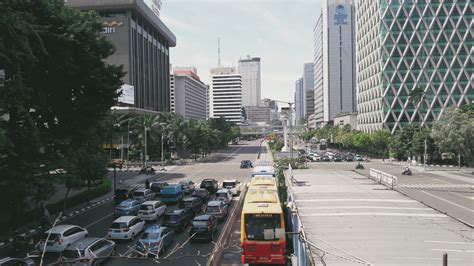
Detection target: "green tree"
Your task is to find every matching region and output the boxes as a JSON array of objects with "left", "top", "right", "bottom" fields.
[
  {"left": 390, "top": 124, "right": 419, "bottom": 159},
  {"left": 370, "top": 130, "right": 392, "bottom": 157},
  {"left": 352, "top": 131, "right": 372, "bottom": 151}
]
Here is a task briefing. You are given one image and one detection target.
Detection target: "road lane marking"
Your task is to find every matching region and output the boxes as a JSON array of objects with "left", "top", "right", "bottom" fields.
[
  {"left": 299, "top": 206, "right": 432, "bottom": 211},
  {"left": 295, "top": 199, "right": 418, "bottom": 203},
  {"left": 431, "top": 249, "right": 474, "bottom": 253},
  {"left": 300, "top": 212, "right": 447, "bottom": 217},
  {"left": 85, "top": 213, "right": 114, "bottom": 228},
  {"left": 424, "top": 240, "right": 474, "bottom": 245},
  {"left": 420, "top": 191, "right": 474, "bottom": 213}
]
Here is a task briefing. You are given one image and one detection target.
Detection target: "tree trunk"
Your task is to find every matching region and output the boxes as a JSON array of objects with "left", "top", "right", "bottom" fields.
[{"left": 63, "top": 187, "right": 71, "bottom": 213}]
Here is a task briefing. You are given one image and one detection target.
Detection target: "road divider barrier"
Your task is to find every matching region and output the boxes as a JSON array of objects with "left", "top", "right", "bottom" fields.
[{"left": 369, "top": 168, "right": 397, "bottom": 189}]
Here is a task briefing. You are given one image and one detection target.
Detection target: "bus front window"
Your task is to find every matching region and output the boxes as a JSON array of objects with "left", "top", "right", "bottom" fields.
[{"left": 244, "top": 214, "right": 281, "bottom": 241}]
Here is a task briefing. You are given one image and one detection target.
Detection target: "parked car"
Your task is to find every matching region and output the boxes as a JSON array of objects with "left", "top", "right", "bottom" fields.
[
  {"left": 179, "top": 197, "right": 204, "bottom": 215},
  {"left": 37, "top": 225, "right": 88, "bottom": 253},
  {"left": 345, "top": 154, "right": 354, "bottom": 162},
  {"left": 0, "top": 257, "right": 35, "bottom": 266},
  {"left": 179, "top": 180, "right": 195, "bottom": 194},
  {"left": 200, "top": 178, "right": 219, "bottom": 194},
  {"left": 149, "top": 182, "right": 169, "bottom": 194},
  {"left": 114, "top": 199, "right": 141, "bottom": 217},
  {"left": 138, "top": 201, "right": 166, "bottom": 222},
  {"left": 108, "top": 216, "right": 145, "bottom": 241},
  {"left": 321, "top": 155, "right": 331, "bottom": 162},
  {"left": 222, "top": 179, "right": 241, "bottom": 196},
  {"left": 135, "top": 225, "right": 174, "bottom": 257},
  {"left": 191, "top": 188, "right": 210, "bottom": 202},
  {"left": 240, "top": 160, "right": 253, "bottom": 168},
  {"left": 215, "top": 189, "right": 233, "bottom": 205},
  {"left": 163, "top": 209, "right": 193, "bottom": 232},
  {"left": 204, "top": 200, "right": 228, "bottom": 221},
  {"left": 62, "top": 237, "right": 116, "bottom": 265},
  {"left": 189, "top": 215, "right": 218, "bottom": 242},
  {"left": 160, "top": 185, "right": 184, "bottom": 204},
  {"left": 132, "top": 188, "right": 156, "bottom": 203},
  {"left": 333, "top": 154, "right": 342, "bottom": 162},
  {"left": 355, "top": 154, "right": 364, "bottom": 161}
]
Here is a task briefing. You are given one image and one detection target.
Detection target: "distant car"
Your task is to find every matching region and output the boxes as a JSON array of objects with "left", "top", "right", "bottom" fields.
[
  {"left": 215, "top": 189, "right": 233, "bottom": 205},
  {"left": 179, "top": 180, "right": 195, "bottom": 194},
  {"left": 150, "top": 182, "right": 169, "bottom": 194},
  {"left": 160, "top": 185, "right": 184, "bottom": 204},
  {"left": 321, "top": 155, "right": 330, "bottom": 162},
  {"left": 0, "top": 257, "right": 35, "bottom": 266},
  {"left": 355, "top": 155, "right": 364, "bottom": 161},
  {"left": 345, "top": 155, "right": 354, "bottom": 162},
  {"left": 132, "top": 188, "right": 156, "bottom": 203},
  {"left": 62, "top": 237, "right": 116, "bottom": 265},
  {"left": 191, "top": 188, "right": 210, "bottom": 202},
  {"left": 222, "top": 179, "right": 241, "bottom": 196},
  {"left": 333, "top": 154, "right": 342, "bottom": 162},
  {"left": 204, "top": 200, "right": 228, "bottom": 221},
  {"left": 138, "top": 201, "right": 166, "bottom": 222},
  {"left": 240, "top": 160, "right": 253, "bottom": 168},
  {"left": 108, "top": 216, "right": 145, "bottom": 241},
  {"left": 163, "top": 209, "right": 194, "bottom": 232},
  {"left": 37, "top": 225, "right": 88, "bottom": 253},
  {"left": 136, "top": 225, "right": 174, "bottom": 257},
  {"left": 114, "top": 199, "right": 141, "bottom": 217},
  {"left": 200, "top": 178, "right": 219, "bottom": 194},
  {"left": 189, "top": 215, "right": 218, "bottom": 242},
  {"left": 179, "top": 197, "right": 204, "bottom": 215}
]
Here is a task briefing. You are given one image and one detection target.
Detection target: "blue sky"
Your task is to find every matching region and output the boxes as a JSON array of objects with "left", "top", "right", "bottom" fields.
[{"left": 161, "top": 0, "right": 322, "bottom": 103}]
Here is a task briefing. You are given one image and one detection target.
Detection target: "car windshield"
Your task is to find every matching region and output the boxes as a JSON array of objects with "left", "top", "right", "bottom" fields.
[
  {"left": 206, "top": 206, "right": 220, "bottom": 212},
  {"left": 202, "top": 180, "right": 213, "bottom": 185},
  {"left": 184, "top": 201, "right": 195, "bottom": 207},
  {"left": 118, "top": 201, "right": 132, "bottom": 208},
  {"left": 193, "top": 190, "right": 205, "bottom": 196},
  {"left": 244, "top": 214, "right": 281, "bottom": 241},
  {"left": 141, "top": 232, "right": 160, "bottom": 239},
  {"left": 140, "top": 205, "right": 153, "bottom": 210},
  {"left": 223, "top": 182, "right": 236, "bottom": 188},
  {"left": 41, "top": 233, "right": 60, "bottom": 241},
  {"left": 193, "top": 220, "right": 208, "bottom": 227},
  {"left": 63, "top": 249, "right": 84, "bottom": 258},
  {"left": 110, "top": 222, "right": 128, "bottom": 229},
  {"left": 133, "top": 191, "right": 144, "bottom": 197},
  {"left": 216, "top": 192, "right": 228, "bottom": 198}
]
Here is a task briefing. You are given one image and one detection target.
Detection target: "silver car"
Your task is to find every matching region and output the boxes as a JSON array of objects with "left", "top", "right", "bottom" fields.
[
  {"left": 132, "top": 188, "right": 156, "bottom": 203},
  {"left": 62, "top": 237, "right": 116, "bottom": 265},
  {"left": 0, "top": 257, "right": 35, "bottom": 266}
]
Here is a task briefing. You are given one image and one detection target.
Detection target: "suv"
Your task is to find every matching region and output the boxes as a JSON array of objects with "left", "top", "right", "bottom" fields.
[
  {"left": 138, "top": 201, "right": 167, "bottom": 221},
  {"left": 179, "top": 180, "right": 195, "bottom": 195},
  {"left": 163, "top": 209, "right": 193, "bottom": 232},
  {"left": 189, "top": 215, "right": 218, "bottom": 242},
  {"left": 132, "top": 189, "right": 156, "bottom": 203},
  {"left": 63, "top": 237, "right": 116, "bottom": 265},
  {"left": 200, "top": 178, "right": 219, "bottom": 194},
  {"left": 191, "top": 188, "right": 210, "bottom": 202},
  {"left": 108, "top": 216, "right": 145, "bottom": 240},
  {"left": 38, "top": 225, "right": 88, "bottom": 252},
  {"left": 222, "top": 179, "right": 241, "bottom": 196},
  {"left": 179, "top": 197, "right": 204, "bottom": 215},
  {"left": 240, "top": 160, "right": 253, "bottom": 168},
  {"left": 204, "top": 200, "right": 228, "bottom": 221}
]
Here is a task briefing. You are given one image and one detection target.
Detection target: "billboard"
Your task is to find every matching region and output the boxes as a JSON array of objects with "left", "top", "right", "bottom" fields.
[
  {"left": 118, "top": 84, "right": 135, "bottom": 105},
  {"left": 334, "top": 4, "right": 348, "bottom": 25}
]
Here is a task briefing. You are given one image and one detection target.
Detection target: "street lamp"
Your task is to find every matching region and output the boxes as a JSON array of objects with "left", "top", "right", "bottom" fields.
[
  {"left": 144, "top": 126, "right": 149, "bottom": 167},
  {"left": 159, "top": 122, "right": 167, "bottom": 171}
]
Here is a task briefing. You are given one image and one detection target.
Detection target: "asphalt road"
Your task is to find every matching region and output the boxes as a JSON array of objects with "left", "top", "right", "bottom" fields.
[{"left": 30, "top": 139, "right": 263, "bottom": 265}]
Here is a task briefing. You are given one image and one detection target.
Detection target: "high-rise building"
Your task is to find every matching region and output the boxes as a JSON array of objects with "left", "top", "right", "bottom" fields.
[
  {"left": 303, "top": 63, "right": 315, "bottom": 119},
  {"left": 262, "top": 98, "right": 280, "bottom": 122},
  {"left": 170, "top": 67, "right": 208, "bottom": 120},
  {"left": 238, "top": 56, "right": 262, "bottom": 107},
  {"left": 357, "top": 1, "right": 473, "bottom": 133},
  {"left": 313, "top": 0, "right": 357, "bottom": 127},
  {"left": 294, "top": 78, "right": 305, "bottom": 124},
  {"left": 209, "top": 67, "right": 243, "bottom": 124},
  {"left": 244, "top": 106, "right": 271, "bottom": 126},
  {"left": 66, "top": 0, "right": 176, "bottom": 113}
]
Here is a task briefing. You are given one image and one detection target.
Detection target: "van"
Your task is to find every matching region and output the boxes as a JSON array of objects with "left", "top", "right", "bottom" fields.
[{"left": 160, "top": 185, "right": 184, "bottom": 204}]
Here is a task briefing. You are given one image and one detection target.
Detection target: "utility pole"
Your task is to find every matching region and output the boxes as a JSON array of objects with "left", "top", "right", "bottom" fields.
[
  {"left": 424, "top": 138, "right": 427, "bottom": 170},
  {"left": 144, "top": 126, "right": 148, "bottom": 167}
]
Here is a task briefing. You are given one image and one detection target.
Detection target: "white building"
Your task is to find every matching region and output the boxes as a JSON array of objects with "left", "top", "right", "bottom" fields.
[
  {"left": 294, "top": 78, "right": 305, "bottom": 124},
  {"left": 313, "top": 0, "right": 357, "bottom": 127},
  {"left": 238, "top": 56, "right": 261, "bottom": 107},
  {"left": 170, "top": 67, "right": 208, "bottom": 120},
  {"left": 209, "top": 67, "right": 243, "bottom": 124}
]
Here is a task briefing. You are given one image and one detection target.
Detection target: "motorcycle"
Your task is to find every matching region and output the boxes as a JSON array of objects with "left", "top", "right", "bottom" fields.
[
  {"left": 401, "top": 169, "right": 412, "bottom": 176},
  {"left": 355, "top": 163, "right": 364, "bottom": 169}
]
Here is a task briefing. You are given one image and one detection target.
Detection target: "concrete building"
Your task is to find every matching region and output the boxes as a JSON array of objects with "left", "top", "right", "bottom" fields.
[
  {"left": 357, "top": 0, "right": 473, "bottom": 133},
  {"left": 170, "top": 67, "right": 208, "bottom": 120},
  {"left": 313, "top": 0, "right": 357, "bottom": 127},
  {"left": 294, "top": 78, "right": 305, "bottom": 124},
  {"left": 334, "top": 112, "right": 358, "bottom": 129},
  {"left": 303, "top": 63, "right": 315, "bottom": 119},
  {"left": 66, "top": 0, "right": 176, "bottom": 113},
  {"left": 209, "top": 67, "right": 243, "bottom": 124},
  {"left": 238, "top": 56, "right": 261, "bottom": 107},
  {"left": 244, "top": 106, "right": 271, "bottom": 126},
  {"left": 262, "top": 98, "right": 279, "bottom": 122}
]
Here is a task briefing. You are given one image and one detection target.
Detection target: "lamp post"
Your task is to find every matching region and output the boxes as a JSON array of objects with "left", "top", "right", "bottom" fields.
[
  {"left": 144, "top": 126, "right": 149, "bottom": 167},
  {"left": 159, "top": 122, "right": 167, "bottom": 171}
]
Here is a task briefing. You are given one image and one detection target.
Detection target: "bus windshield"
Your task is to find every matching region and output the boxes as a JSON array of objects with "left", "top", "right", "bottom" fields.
[{"left": 244, "top": 214, "right": 281, "bottom": 241}]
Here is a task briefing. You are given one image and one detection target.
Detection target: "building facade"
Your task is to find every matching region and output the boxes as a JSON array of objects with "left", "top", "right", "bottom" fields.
[
  {"left": 244, "top": 106, "right": 271, "bottom": 126},
  {"left": 357, "top": 0, "right": 473, "bottom": 133},
  {"left": 170, "top": 67, "right": 208, "bottom": 120},
  {"left": 238, "top": 56, "right": 262, "bottom": 107},
  {"left": 294, "top": 78, "right": 305, "bottom": 124},
  {"left": 66, "top": 0, "right": 176, "bottom": 112},
  {"left": 303, "top": 63, "right": 315, "bottom": 118},
  {"left": 209, "top": 67, "right": 243, "bottom": 124},
  {"left": 313, "top": 0, "right": 357, "bottom": 127},
  {"left": 334, "top": 112, "right": 358, "bottom": 129}
]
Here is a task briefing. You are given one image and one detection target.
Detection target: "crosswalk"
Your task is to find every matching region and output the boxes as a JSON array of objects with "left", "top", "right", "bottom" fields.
[{"left": 398, "top": 183, "right": 474, "bottom": 190}]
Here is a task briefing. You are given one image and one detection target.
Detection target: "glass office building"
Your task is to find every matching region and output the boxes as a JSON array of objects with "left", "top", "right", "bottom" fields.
[{"left": 357, "top": 0, "right": 472, "bottom": 133}]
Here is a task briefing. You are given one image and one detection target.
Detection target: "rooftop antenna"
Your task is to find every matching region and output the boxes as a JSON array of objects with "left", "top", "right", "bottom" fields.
[{"left": 218, "top": 37, "right": 221, "bottom": 67}]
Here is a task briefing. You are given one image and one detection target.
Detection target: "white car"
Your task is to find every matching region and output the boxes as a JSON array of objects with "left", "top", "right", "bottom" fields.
[
  {"left": 37, "top": 225, "right": 88, "bottom": 252},
  {"left": 215, "top": 189, "right": 233, "bottom": 205},
  {"left": 132, "top": 188, "right": 156, "bottom": 203},
  {"left": 138, "top": 201, "right": 166, "bottom": 221},
  {"left": 222, "top": 179, "right": 241, "bottom": 196},
  {"left": 63, "top": 237, "right": 116, "bottom": 265},
  {"left": 108, "top": 216, "right": 145, "bottom": 240}
]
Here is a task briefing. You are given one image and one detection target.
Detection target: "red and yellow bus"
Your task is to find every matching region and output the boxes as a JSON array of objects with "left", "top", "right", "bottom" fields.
[
  {"left": 249, "top": 176, "right": 278, "bottom": 191},
  {"left": 241, "top": 189, "right": 286, "bottom": 264}
]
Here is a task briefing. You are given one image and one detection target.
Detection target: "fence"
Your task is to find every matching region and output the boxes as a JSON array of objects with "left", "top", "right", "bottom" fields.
[{"left": 368, "top": 168, "right": 398, "bottom": 189}]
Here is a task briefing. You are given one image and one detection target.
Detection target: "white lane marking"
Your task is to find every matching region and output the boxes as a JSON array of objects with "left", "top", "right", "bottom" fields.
[
  {"left": 85, "top": 213, "right": 114, "bottom": 229},
  {"left": 420, "top": 191, "right": 474, "bottom": 213},
  {"left": 299, "top": 212, "right": 447, "bottom": 217},
  {"left": 424, "top": 240, "right": 474, "bottom": 245},
  {"left": 299, "top": 206, "right": 432, "bottom": 211},
  {"left": 393, "top": 258, "right": 465, "bottom": 261},
  {"left": 295, "top": 199, "right": 418, "bottom": 203},
  {"left": 431, "top": 249, "right": 474, "bottom": 253}
]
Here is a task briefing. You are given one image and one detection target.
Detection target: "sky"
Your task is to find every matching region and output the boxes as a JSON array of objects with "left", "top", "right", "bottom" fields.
[{"left": 160, "top": 0, "right": 322, "bottom": 103}]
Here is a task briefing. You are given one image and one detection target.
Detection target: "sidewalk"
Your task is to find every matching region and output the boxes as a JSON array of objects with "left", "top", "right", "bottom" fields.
[{"left": 287, "top": 166, "right": 473, "bottom": 265}]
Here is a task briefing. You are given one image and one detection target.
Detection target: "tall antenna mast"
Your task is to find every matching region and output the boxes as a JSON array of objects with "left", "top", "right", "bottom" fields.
[{"left": 218, "top": 37, "right": 221, "bottom": 67}]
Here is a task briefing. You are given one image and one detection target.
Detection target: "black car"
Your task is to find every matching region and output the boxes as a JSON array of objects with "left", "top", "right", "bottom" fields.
[
  {"left": 163, "top": 209, "right": 193, "bottom": 232},
  {"left": 114, "top": 188, "right": 131, "bottom": 205},
  {"left": 333, "top": 154, "right": 342, "bottom": 162},
  {"left": 345, "top": 155, "right": 354, "bottom": 161},
  {"left": 240, "top": 160, "right": 253, "bottom": 168},
  {"left": 191, "top": 188, "right": 211, "bottom": 202},
  {"left": 189, "top": 215, "right": 218, "bottom": 242},
  {"left": 150, "top": 182, "right": 169, "bottom": 194},
  {"left": 179, "top": 197, "right": 204, "bottom": 215},
  {"left": 200, "top": 178, "right": 219, "bottom": 194}
]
